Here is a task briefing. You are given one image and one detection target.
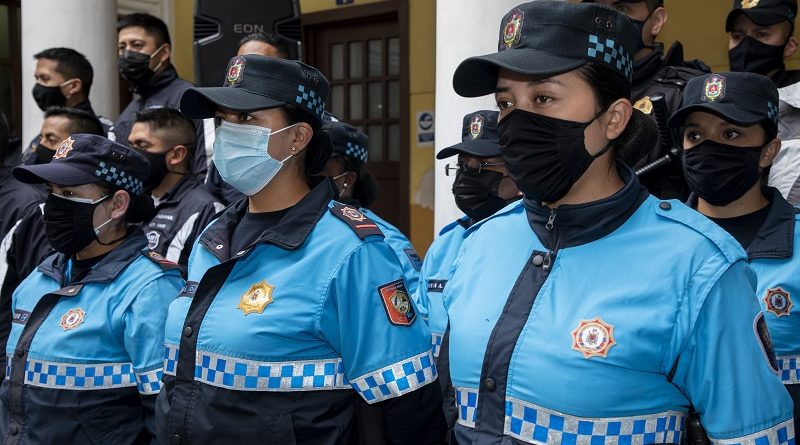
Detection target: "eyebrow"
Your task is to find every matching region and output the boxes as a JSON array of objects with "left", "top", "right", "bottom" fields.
[{"left": 495, "top": 78, "right": 565, "bottom": 94}]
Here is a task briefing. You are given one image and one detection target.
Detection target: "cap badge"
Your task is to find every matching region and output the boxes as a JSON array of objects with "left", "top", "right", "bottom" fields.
[
  {"left": 53, "top": 136, "right": 75, "bottom": 160},
  {"left": 741, "top": 0, "right": 760, "bottom": 8},
  {"left": 237, "top": 280, "right": 274, "bottom": 315},
  {"left": 469, "top": 114, "right": 485, "bottom": 140},
  {"left": 633, "top": 96, "right": 653, "bottom": 115},
  {"left": 225, "top": 56, "right": 246, "bottom": 87},
  {"left": 571, "top": 317, "right": 616, "bottom": 359},
  {"left": 764, "top": 287, "right": 792, "bottom": 317},
  {"left": 59, "top": 308, "right": 85, "bottom": 331},
  {"left": 341, "top": 206, "right": 366, "bottom": 222},
  {"left": 703, "top": 74, "right": 726, "bottom": 102},
  {"left": 503, "top": 9, "right": 524, "bottom": 48}
]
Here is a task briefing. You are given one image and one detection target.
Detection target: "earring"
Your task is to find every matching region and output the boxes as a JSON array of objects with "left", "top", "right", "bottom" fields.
[
  {"left": 291, "top": 147, "right": 296, "bottom": 153},
  {"left": 343, "top": 183, "right": 348, "bottom": 189}
]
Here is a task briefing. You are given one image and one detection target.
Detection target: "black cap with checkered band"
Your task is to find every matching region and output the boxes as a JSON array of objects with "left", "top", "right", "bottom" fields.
[
  {"left": 179, "top": 54, "right": 331, "bottom": 126},
  {"left": 453, "top": 1, "right": 639, "bottom": 98},
  {"left": 14, "top": 134, "right": 149, "bottom": 196},
  {"left": 668, "top": 72, "right": 780, "bottom": 139},
  {"left": 322, "top": 120, "right": 369, "bottom": 165}
]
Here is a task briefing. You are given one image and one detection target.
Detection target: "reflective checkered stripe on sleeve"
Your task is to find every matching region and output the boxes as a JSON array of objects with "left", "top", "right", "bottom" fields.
[
  {"left": 777, "top": 354, "right": 800, "bottom": 384},
  {"left": 135, "top": 367, "right": 164, "bottom": 395},
  {"left": 20, "top": 358, "right": 145, "bottom": 392},
  {"left": 350, "top": 349, "right": 437, "bottom": 404},
  {"left": 455, "top": 388, "right": 688, "bottom": 444},
  {"left": 432, "top": 333, "right": 444, "bottom": 358},
  {"left": 163, "top": 344, "right": 351, "bottom": 392},
  {"left": 709, "top": 420, "right": 795, "bottom": 445}
]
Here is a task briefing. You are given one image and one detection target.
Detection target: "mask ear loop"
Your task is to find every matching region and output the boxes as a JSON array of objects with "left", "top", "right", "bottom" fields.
[
  {"left": 586, "top": 105, "right": 617, "bottom": 159},
  {"left": 93, "top": 194, "right": 128, "bottom": 246},
  {"left": 150, "top": 44, "right": 167, "bottom": 73}
]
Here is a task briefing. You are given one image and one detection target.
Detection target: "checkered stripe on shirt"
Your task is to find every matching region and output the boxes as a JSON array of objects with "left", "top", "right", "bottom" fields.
[
  {"left": 350, "top": 349, "right": 437, "bottom": 404},
  {"left": 709, "top": 419, "right": 794, "bottom": 445},
  {"left": 778, "top": 354, "right": 800, "bottom": 384},
  {"left": 431, "top": 332, "right": 444, "bottom": 358},
  {"left": 454, "top": 387, "right": 479, "bottom": 428},
  {"left": 23, "top": 358, "right": 139, "bottom": 391}
]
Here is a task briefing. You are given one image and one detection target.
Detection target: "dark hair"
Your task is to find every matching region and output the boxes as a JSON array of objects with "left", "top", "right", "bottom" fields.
[
  {"left": 281, "top": 105, "right": 330, "bottom": 179},
  {"left": 334, "top": 154, "right": 380, "bottom": 208},
  {"left": 34, "top": 47, "right": 94, "bottom": 94},
  {"left": 575, "top": 63, "right": 636, "bottom": 162},
  {"left": 238, "top": 32, "right": 291, "bottom": 59},
  {"left": 117, "top": 13, "right": 171, "bottom": 46},
  {"left": 134, "top": 107, "right": 196, "bottom": 154},
  {"left": 97, "top": 183, "right": 155, "bottom": 224},
  {"left": 0, "top": 112, "right": 9, "bottom": 165},
  {"left": 44, "top": 107, "right": 104, "bottom": 136}
]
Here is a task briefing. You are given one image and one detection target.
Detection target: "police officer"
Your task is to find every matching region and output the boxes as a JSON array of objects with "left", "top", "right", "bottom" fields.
[
  {"left": 585, "top": 0, "right": 709, "bottom": 200},
  {"left": 727, "top": 0, "right": 800, "bottom": 205},
  {"left": 669, "top": 71, "right": 800, "bottom": 430},
  {"left": 156, "top": 55, "right": 445, "bottom": 444},
  {"left": 444, "top": 2, "right": 794, "bottom": 443},
  {"left": 237, "top": 32, "right": 291, "bottom": 58},
  {"left": 115, "top": 13, "right": 208, "bottom": 182},
  {"left": 319, "top": 119, "right": 422, "bottom": 296},
  {"left": 2, "top": 134, "right": 184, "bottom": 444},
  {"left": 128, "top": 107, "right": 223, "bottom": 274},
  {"left": 33, "top": 107, "right": 105, "bottom": 165}
]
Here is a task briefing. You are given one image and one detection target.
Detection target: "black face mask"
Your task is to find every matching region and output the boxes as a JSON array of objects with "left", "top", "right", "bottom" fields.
[
  {"left": 683, "top": 140, "right": 764, "bottom": 206},
  {"left": 43, "top": 193, "right": 111, "bottom": 256},
  {"left": 119, "top": 49, "right": 160, "bottom": 85},
  {"left": 630, "top": 10, "right": 656, "bottom": 54},
  {"left": 32, "top": 83, "right": 67, "bottom": 111},
  {"left": 498, "top": 109, "right": 610, "bottom": 203},
  {"left": 452, "top": 168, "right": 509, "bottom": 221},
  {"left": 139, "top": 150, "right": 170, "bottom": 191},
  {"left": 729, "top": 36, "right": 785, "bottom": 76},
  {"left": 34, "top": 145, "right": 55, "bottom": 165}
]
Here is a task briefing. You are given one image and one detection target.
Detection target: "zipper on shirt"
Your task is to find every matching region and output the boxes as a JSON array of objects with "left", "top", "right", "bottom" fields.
[{"left": 543, "top": 208, "right": 558, "bottom": 271}]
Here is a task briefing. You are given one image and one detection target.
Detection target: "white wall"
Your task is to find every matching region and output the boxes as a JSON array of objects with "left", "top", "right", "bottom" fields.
[
  {"left": 21, "top": 0, "right": 119, "bottom": 144},
  {"left": 433, "top": 0, "right": 526, "bottom": 233}
]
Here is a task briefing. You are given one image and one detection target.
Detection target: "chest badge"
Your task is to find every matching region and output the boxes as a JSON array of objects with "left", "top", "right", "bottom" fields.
[
  {"left": 378, "top": 279, "right": 416, "bottom": 326},
  {"left": 571, "top": 317, "right": 616, "bottom": 359},
  {"left": 59, "top": 308, "right": 85, "bottom": 331},
  {"left": 633, "top": 96, "right": 653, "bottom": 115},
  {"left": 237, "top": 280, "right": 275, "bottom": 315},
  {"left": 764, "top": 287, "right": 792, "bottom": 317}
]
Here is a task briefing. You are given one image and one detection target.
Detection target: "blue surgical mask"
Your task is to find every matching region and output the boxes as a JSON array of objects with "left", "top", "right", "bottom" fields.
[{"left": 212, "top": 120, "right": 295, "bottom": 196}]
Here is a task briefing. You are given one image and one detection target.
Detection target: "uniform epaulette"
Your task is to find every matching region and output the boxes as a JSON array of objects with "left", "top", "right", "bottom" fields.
[
  {"left": 654, "top": 200, "right": 747, "bottom": 264},
  {"left": 143, "top": 251, "right": 181, "bottom": 271},
  {"left": 329, "top": 203, "right": 384, "bottom": 240}
]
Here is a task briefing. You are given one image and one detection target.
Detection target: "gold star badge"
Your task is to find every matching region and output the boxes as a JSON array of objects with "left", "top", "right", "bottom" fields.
[
  {"left": 571, "top": 317, "right": 616, "bottom": 359},
  {"left": 237, "top": 280, "right": 275, "bottom": 315}
]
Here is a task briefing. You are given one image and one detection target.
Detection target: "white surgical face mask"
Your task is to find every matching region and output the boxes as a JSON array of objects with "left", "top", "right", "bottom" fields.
[{"left": 212, "top": 120, "right": 295, "bottom": 196}]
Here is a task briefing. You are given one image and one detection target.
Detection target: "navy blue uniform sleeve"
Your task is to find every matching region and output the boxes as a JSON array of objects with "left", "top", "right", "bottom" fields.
[{"left": 671, "top": 260, "right": 795, "bottom": 442}]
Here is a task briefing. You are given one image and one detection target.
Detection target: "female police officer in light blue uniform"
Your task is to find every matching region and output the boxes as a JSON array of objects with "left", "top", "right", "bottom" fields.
[
  {"left": 318, "top": 119, "right": 423, "bottom": 298},
  {"left": 156, "top": 55, "right": 444, "bottom": 444},
  {"left": 442, "top": 2, "right": 794, "bottom": 444},
  {"left": 669, "top": 71, "right": 800, "bottom": 431},
  {"left": 3, "top": 134, "right": 184, "bottom": 444}
]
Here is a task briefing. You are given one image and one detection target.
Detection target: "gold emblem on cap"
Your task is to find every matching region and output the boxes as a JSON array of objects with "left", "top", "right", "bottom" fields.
[
  {"left": 237, "top": 280, "right": 274, "bottom": 315},
  {"left": 469, "top": 115, "right": 485, "bottom": 140},
  {"left": 742, "top": 0, "right": 760, "bottom": 9},
  {"left": 503, "top": 9, "right": 524, "bottom": 48},
  {"left": 226, "top": 57, "right": 245, "bottom": 86},
  {"left": 52, "top": 136, "right": 75, "bottom": 160},
  {"left": 633, "top": 97, "right": 654, "bottom": 115},
  {"left": 703, "top": 74, "right": 725, "bottom": 102}
]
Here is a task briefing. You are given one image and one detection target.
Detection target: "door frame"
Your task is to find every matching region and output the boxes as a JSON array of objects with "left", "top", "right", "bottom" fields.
[{"left": 302, "top": 0, "right": 410, "bottom": 233}]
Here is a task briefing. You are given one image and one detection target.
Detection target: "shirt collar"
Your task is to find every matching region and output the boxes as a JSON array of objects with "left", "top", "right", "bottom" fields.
[
  {"left": 747, "top": 188, "right": 797, "bottom": 260},
  {"left": 199, "top": 178, "right": 336, "bottom": 261},
  {"left": 157, "top": 175, "right": 198, "bottom": 205}
]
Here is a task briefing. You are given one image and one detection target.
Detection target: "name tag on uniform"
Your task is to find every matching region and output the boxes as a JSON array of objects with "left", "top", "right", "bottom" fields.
[
  {"left": 12, "top": 309, "right": 31, "bottom": 325},
  {"left": 179, "top": 281, "right": 199, "bottom": 298},
  {"left": 427, "top": 280, "right": 447, "bottom": 293}
]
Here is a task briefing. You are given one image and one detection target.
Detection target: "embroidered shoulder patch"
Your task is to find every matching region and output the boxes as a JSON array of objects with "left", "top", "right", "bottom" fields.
[
  {"left": 378, "top": 279, "right": 416, "bottom": 326},
  {"left": 329, "top": 203, "right": 384, "bottom": 240},
  {"left": 144, "top": 250, "right": 180, "bottom": 271},
  {"left": 404, "top": 248, "right": 422, "bottom": 271},
  {"left": 755, "top": 312, "right": 780, "bottom": 374}
]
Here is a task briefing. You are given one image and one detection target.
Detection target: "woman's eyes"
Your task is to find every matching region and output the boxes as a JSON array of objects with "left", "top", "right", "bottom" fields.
[
  {"left": 237, "top": 112, "right": 254, "bottom": 122},
  {"left": 686, "top": 131, "right": 702, "bottom": 142},
  {"left": 496, "top": 100, "right": 513, "bottom": 110},
  {"left": 723, "top": 129, "right": 742, "bottom": 139},
  {"left": 534, "top": 95, "right": 553, "bottom": 105}
]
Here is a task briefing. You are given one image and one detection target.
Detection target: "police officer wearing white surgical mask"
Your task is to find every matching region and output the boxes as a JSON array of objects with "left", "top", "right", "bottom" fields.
[{"left": 157, "top": 55, "right": 445, "bottom": 444}]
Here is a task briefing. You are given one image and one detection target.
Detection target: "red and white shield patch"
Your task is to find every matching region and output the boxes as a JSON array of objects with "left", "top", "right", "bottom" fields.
[
  {"left": 59, "top": 308, "right": 85, "bottom": 331},
  {"left": 571, "top": 317, "right": 616, "bottom": 359},
  {"left": 378, "top": 279, "right": 416, "bottom": 326},
  {"left": 764, "top": 287, "right": 792, "bottom": 317}
]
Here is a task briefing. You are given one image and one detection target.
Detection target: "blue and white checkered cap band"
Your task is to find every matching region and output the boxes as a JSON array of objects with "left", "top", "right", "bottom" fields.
[
  {"left": 11, "top": 356, "right": 161, "bottom": 395},
  {"left": 768, "top": 101, "right": 779, "bottom": 125},
  {"left": 455, "top": 387, "right": 687, "bottom": 444},
  {"left": 345, "top": 141, "right": 368, "bottom": 163},
  {"left": 350, "top": 349, "right": 437, "bottom": 404},
  {"left": 586, "top": 34, "right": 633, "bottom": 81},
  {"left": 778, "top": 354, "right": 800, "bottom": 384},
  {"left": 709, "top": 420, "right": 794, "bottom": 445},
  {"left": 432, "top": 332, "right": 444, "bottom": 358},
  {"left": 295, "top": 85, "right": 326, "bottom": 120},
  {"left": 163, "top": 344, "right": 350, "bottom": 391},
  {"left": 94, "top": 161, "right": 144, "bottom": 196}
]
